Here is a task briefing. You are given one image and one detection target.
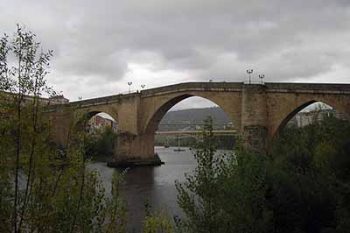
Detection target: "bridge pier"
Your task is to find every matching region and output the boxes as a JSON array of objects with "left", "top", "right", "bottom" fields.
[
  {"left": 241, "top": 84, "right": 269, "bottom": 153},
  {"left": 108, "top": 132, "right": 163, "bottom": 167}
]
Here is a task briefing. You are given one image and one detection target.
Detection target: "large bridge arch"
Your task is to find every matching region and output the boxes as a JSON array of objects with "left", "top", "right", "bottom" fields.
[
  {"left": 136, "top": 91, "right": 241, "bottom": 160},
  {"left": 144, "top": 94, "right": 191, "bottom": 134},
  {"left": 141, "top": 90, "right": 242, "bottom": 134}
]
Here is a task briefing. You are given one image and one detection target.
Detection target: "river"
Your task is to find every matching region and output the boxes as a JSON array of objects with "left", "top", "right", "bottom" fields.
[{"left": 88, "top": 146, "right": 232, "bottom": 231}]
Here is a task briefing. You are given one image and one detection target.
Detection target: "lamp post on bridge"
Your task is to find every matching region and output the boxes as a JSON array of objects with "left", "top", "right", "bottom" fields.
[
  {"left": 141, "top": 84, "right": 145, "bottom": 90},
  {"left": 246, "top": 69, "right": 253, "bottom": 84},
  {"left": 128, "top": 82, "right": 132, "bottom": 93},
  {"left": 258, "top": 74, "right": 265, "bottom": 85}
]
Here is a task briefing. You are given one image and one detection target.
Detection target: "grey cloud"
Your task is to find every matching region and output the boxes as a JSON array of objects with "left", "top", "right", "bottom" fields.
[{"left": 1, "top": 0, "right": 350, "bottom": 99}]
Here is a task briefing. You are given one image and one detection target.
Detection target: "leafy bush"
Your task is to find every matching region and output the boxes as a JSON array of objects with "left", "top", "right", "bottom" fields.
[
  {"left": 85, "top": 126, "right": 118, "bottom": 159},
  {"left": 0, "top": 26, "right": 127, "bottom": 232},
  {"left": 176, "top": 115, "right": 350, "bottom": 233}
]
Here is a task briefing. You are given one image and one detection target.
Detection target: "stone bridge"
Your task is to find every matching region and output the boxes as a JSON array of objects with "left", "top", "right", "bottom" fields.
[{"left": 48, "top": 82, "right": 350, "bottom": 166}]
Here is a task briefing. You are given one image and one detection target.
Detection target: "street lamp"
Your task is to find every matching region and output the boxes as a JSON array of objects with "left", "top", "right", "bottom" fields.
[
  {"left": 246, "top": 69, "right": 253, "bottom": 84},
  {"left": 258, "top": 74, "right": 265, "bottom": 85},
  {"left": 141, "top": 84, "right": 145, "bottom": 90},
  {"left": 128, "top": 82, "right": 132, "bottom": 93}
]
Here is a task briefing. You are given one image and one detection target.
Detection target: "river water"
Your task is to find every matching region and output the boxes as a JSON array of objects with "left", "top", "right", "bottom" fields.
[{"left": 89, "top": 146, "right": 231, "bottom": 231}]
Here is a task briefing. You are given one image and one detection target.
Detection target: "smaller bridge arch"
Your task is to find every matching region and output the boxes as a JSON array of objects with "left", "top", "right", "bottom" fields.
[
  {"left": 73, "top": 109, "right": 118, "bottom": 130},
  {"left": 268, "top": 92, "right": 350, "bottom": 138}
]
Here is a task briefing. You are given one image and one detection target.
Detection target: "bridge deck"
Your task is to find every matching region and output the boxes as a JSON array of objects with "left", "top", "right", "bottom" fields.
[{"left": 67, "top": 82, "right": 350, "bottom": 106}]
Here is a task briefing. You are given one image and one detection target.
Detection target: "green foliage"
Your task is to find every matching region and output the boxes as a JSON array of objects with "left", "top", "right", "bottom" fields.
[
  {"left": 268, "top": 115, "right": 350, "bottom": 233},
  {"left": 143, "top": 207, "right": 174, "bottom": 233},
  {"left": 175, "top": 117, "right": 236, "bottom": 233},
  {"left": 176, "top": 115, "right": 350, "bottom": 233},
  {"left": 104, "top": 172, "right": 128, "bottom": 233},
  {"left": 0, "top": 26, "right": 127, "bottom": 232},
  {"left": 85, "top": 126, "right": 118, "bottom": 159}
]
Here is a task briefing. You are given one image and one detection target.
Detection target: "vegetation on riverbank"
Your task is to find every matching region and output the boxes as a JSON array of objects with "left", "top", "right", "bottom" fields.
[
  {"left": 175, "top": 115, "right": 350, "bottom": 233},
  {"left": 0, "top": 26, "right": 127, "bottom": 232},
  {"left": 85, "top": 126, "right": 118, "bottom": 161}
]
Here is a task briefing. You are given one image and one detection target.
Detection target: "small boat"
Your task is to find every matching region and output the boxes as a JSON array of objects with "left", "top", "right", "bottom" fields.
[
  {"left": 164, "top": 137, "right": 170, "bottom": 148},
  {"left": 174, "top": 135, "right": 185, "bottom": 152},
  {"left": 174, "top": 148, "right": 185, "bottom": 152}
]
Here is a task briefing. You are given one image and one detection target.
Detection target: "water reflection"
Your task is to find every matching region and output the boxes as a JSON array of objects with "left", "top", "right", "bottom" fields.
[
  {"left": 88, "top": 146, "right": 232, "bottom": 231},
  {"left": 121, "top": 147, "right": 196, "bottom": 230}
]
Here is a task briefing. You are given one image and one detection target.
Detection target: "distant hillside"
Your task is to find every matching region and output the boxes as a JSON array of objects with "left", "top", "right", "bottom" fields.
[{"left": 158, "top": 107, "right": 231, "bottom": 131}]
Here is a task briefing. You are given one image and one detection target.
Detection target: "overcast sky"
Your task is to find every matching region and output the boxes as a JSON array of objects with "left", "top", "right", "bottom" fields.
[{"left": 1, "top": 0, "right": 350, "bottom": 109}]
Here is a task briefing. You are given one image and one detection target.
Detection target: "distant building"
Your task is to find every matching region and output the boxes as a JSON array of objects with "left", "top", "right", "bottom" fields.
[
  {"left": 287, "top": 109, "right": 344, "bottom": 128},
  {"left": 49, "top": 95, "right": 69, "bottom": 104},
  {"left": 88, "top": 115, "right": 118, "bottom": 133},
  {"left": 195, "top": 125, "right": 202, "bottom": 130},
  {"left": 223, "top": 122, "right": 234, "bottom": 129}
]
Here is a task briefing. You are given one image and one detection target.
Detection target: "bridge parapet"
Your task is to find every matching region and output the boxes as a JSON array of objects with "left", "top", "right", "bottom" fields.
[
  {"left": 265, "top": 82, "right": 350, "bottom": 94},
  {"left": 140, "top": 82, "right": 244, "bottom": 97}
]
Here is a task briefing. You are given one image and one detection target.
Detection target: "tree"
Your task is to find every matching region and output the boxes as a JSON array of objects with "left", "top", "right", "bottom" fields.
[
  {"left": 0, "top": 24, "right": 55, "bottom": 232},
  {"left": 268, "top": 115, "right": 350, "bottom": 232},
  {"left": 85, "top": 126, "right": 118, "bottom": 160},
  {"left": 143, "top": 207, "right": 174, "bottom": 233},
  {"left": 0, "top": 25, "right": 127, "bottom": 232},
  {"left": 176, "top": 114, "right": 350, "bottom": 233},
  {"left": 175, "top": 117, "right": 237, "bottom": 232}
]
